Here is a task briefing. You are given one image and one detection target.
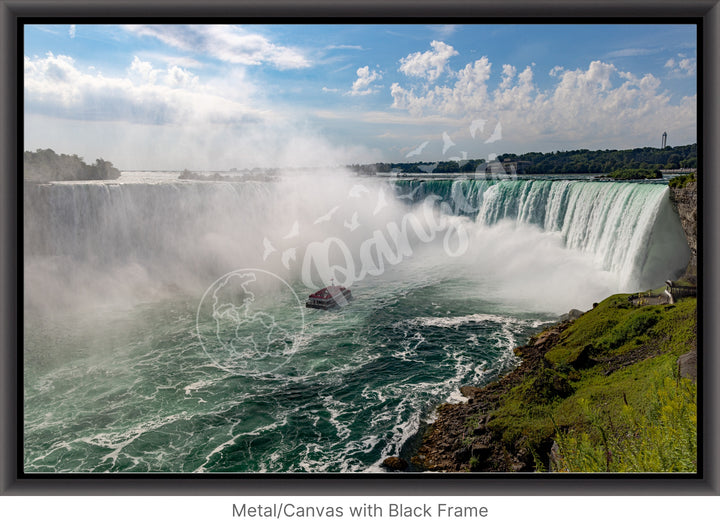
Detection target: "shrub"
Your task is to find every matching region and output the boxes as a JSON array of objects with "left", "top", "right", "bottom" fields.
[
  {"left": 608, "top": 168, "right": 662, "bottom": 180},
  {"left": 668, "top": 172, "right": 696, "bottom": 189}
]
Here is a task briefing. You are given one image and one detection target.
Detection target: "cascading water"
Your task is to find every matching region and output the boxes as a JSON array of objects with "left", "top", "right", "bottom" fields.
[
  {"left": 393, "top": 178, "right": 690, "bottom": 292},
  {"left": 23, "top": 173, "right": 690, "bottom": 473}
]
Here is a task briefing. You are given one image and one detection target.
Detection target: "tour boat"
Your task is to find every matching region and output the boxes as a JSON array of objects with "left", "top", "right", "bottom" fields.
[{"left": 306, "top": 282, "right": 353, "bottom": 310}]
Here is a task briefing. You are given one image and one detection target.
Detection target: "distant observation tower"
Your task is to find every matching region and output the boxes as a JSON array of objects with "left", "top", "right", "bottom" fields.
[{"left": 662, "top": 131, "right": 667, "bottom": 149}]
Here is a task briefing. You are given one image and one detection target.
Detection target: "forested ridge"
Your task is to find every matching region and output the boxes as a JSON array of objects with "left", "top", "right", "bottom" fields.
[{"left": 348, "top": 143, "right": 697, "bottom": 175}]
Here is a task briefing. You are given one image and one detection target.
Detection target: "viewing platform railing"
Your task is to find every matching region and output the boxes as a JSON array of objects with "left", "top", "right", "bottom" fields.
[{"left": 665, "top": 280, "right": 697, "bottom": 304}]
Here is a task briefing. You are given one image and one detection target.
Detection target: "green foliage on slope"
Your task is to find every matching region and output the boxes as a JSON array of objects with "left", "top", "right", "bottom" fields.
[
  {"left": 553, "top": 377, "right": 696, "bottom": 472},
  {"left": 484, "top": 294, "right": 697, "bottom": 472}
]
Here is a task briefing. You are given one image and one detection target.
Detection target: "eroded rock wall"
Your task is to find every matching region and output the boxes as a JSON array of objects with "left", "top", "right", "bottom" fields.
[{"left": 669, "top": 180, "right": 697, "bottom": 281}]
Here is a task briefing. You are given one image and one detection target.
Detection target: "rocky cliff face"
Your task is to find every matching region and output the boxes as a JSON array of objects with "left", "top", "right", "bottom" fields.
[{"left": 669, "top": 180, "right": 697, "bottom": 282}]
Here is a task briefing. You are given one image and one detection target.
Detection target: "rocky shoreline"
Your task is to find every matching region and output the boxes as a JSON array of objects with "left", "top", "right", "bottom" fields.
[{"left": 408, "top": 319, "right": 574, "bottom": 472}]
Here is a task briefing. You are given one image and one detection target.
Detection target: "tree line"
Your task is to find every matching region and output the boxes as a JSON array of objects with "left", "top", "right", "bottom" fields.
[
  {"left": 348, "top": 144, "right": 697, "bottom": 175},
  {"left": 24, "top": 148, "right": 121, "bottom": 182}
]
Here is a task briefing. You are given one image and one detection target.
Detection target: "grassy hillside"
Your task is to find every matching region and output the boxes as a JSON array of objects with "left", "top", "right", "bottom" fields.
[{"left": 477, "top": 294, "right": 697, "bottom": 472}]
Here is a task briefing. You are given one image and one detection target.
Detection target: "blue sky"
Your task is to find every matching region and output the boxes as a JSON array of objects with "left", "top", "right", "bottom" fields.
[{"left": 24, "top": 23, "right": 697, "bottom": 170}]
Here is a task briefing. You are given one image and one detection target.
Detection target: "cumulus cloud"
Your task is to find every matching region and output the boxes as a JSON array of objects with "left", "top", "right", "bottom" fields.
[
  {"left": 348, "top": 65, "right": 382, "bottom": 95},
  {"left": 122, "top": 25, "right": 311, "bottom": 70},
  {"left": 398, "top": 40, "right": 458, "bottom": 82},
  {"left": 390, "top": 50, "right": 696, "bottom": 148},
  {"left": 549, "top": 65, "right": 564, "bottom": 77},
  {"left": 500, "top": 64, "right": 516, "bottom": 89},
  {"left": 665, "top": 54, "right": 696, "bottom": 77},
  {"left": 24, "top": 52, "right": 263, "bottom": 125},
  {"left": 391, "top": 56, "right": 491, "bottom": 116},
  {"left": 24, "top": 52, "right": 382, "bottom": 170},
  {"left": 128, "top": 56, "right": 159, "bottom": 84}
]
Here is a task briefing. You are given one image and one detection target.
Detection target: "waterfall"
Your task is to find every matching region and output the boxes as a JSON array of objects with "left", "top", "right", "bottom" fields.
[
  {"left": 393, "top": 178, "right": 690, "bottom": 291},
  {"left": 23, "top": 176, "right": 690, "bottom": 313},
  {"left": 23, "top": 180, "right": 276, "bottom": 261},
  {"left": 23, "top": 179, "right": 282, "bottom": 309}
]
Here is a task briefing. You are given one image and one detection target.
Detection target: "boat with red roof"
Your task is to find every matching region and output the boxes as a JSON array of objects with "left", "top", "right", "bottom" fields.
[{"left": 306, "top": 280, "right": 354, "bottom": 310}]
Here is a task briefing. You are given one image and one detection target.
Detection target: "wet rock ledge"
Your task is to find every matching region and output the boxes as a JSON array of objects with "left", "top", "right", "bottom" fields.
[{"left": 411, "top": 320, "right": 572, "bottom": 472}]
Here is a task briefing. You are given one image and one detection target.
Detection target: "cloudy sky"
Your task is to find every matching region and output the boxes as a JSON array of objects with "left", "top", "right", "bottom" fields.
[{"left": 24, "top": 23, "right": 697, "bottom": 170}]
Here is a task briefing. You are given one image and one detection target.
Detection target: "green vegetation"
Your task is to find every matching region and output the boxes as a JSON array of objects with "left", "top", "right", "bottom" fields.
[
  {"left": 483, "top": 294, "right": 697, "bottom": 472},
  {"left": 553, "top": 378, "right": 696, "bottom": 472},
  {"left": 24, "top": 148, "right": 121, "bottom": 182},
  {"left": 669, "top": 172, "right": 697, "bottom": 189},
  {"left": 606, "top": 168, "right": 662, "bottom": 180},
  {"left": 348, "top": 159, "right": 486, "bottom": 175},
  {"left": 508, "top": 144, "right": 696, "bottom": 174},
  {"left": 348, "top": 144, "right": 697, "bottom": 176}
]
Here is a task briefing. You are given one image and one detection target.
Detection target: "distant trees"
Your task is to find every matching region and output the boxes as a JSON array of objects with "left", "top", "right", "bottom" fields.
[
  {"left": 178, "top": 169, "right": 202, "bottom": 180},
  {"left": 92, "top": 158, "right": 121, "bottom": 180},
  {"left": 347, "top": 144, "right": 697, "bottom": 176},
  {"left": 178, "top": 169, "right": 228, "bottom": 181},
  {"left": 508, "top": 144, "right": 697, "bottom": 175},
  {"left": 348, "top": 159, "right": 486, "bottom": 175},
  {"left": 24, "top": 148, "right": 121, "bottom": 182},
  {"left": 607, "top": 168, "right": 663, "bottom": 180},
  {"left": 433, "top": 160, "right": 460, "bottom": 173}
]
